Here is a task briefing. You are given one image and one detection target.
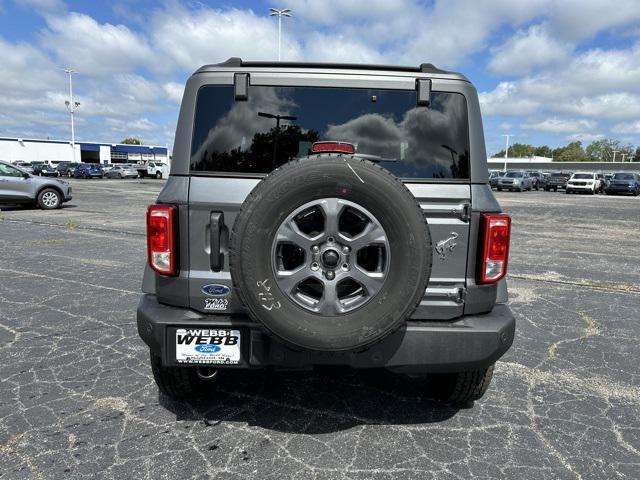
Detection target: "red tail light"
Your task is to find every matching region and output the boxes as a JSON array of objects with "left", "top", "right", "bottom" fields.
[
  {"left": 311, "top": 141, "right": 355, "bottom": 154},
  {"left": 147, "top": 204, "right": 178, "bottom": 276},
  {"left": 478, "top": 214, "right": 511, "bottom": 284}
]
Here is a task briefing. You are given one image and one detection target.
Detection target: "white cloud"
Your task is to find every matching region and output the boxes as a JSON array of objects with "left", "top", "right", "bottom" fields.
[
  {"left": 163, "top": 82, "right": 184, "bottom": 105},
  {"left": 556, "top": 93, "right": 640, "bottom": 119},
  {"left": 302, "top": 32, "right": 384, "bottom": 63},
  {"left": 40, "top": 12, "right": 154, "bottom": 75},
  {"left": 150, "top": 5, "right": 302, "bottom": 71},
  {"left": 488, "top": 24, "right": 572, "bottom": 75},
  {"left": 612, "top": 120, "right": 640, "bottom": 134},
  {"left": 547, "top": 0, "right": 640, "bottom": 41},
  {"left": 481, "top": 42, "right": 640, "bottom": 120},
  {"left": 479, "top": 82, "right": 539, "bottom": 116},
  {"left": 566, "top": 133, "right": 605, "bottom": 142},
  {"left": 521, "top": 118, "right": 597, "bottom": 133}
]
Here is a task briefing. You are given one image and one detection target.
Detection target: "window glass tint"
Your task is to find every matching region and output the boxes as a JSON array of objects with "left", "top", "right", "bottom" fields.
[
  {"left": 613, "top": 173, "right": 634, "bottom": 180},
  {"left": 573, "top": 173, "right": 592, "bottom": 179},
  {"left": 190, "top": 85, "right": 469, "bottom": 179},
  {"left": 0, "top": 163, "right": 23, "bottom": 177}
]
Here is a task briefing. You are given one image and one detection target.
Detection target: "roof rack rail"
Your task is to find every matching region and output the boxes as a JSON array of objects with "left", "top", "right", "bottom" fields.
[{"left": 203, "top": 58, "right": 453, "bottom": 75}]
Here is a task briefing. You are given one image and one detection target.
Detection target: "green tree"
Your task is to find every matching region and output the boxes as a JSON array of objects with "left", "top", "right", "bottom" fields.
[
  {"left": 554, "top": 141, "right": 588, "bottom": 162},
  {"left": 634, "top": 147, "right": 640, "bottom": 162},
  {"left": 534, "top": 145, "right": 553, "bottom": 157},
  {"left": 121, "top": 137, "right": 142, "bottom": 145},
  {"left": 492, "top": 143, "right": 537, "bottom": 158}
]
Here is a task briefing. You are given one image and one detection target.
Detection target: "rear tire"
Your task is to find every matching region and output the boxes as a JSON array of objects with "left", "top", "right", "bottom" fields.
[
  {"left": 150, "top": 351, "right": 216, "bottom": 399},
  {"left": 429, "top": 365, "right": 495, "bottom": 404},
  {"left": 155, "top": 172, "right": 162, "bottom": 179}
]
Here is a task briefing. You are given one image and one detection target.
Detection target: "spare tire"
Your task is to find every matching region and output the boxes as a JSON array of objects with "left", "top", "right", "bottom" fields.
[{"left": 230, "top": 155, "right": 432, "bottom": 352}]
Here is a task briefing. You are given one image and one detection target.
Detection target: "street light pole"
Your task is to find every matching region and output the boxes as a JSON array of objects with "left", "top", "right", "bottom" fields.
[
  {"left": 64, "top": 68, "right": 80, "bottom": 162},
  {"left": 611, "top": 150, "right": 619, "bottom": 162},
  {"left": 269, "top": 8, "right": 292, "bottom": 61},
  {"left": 501, "top": 134, "right": 513, "bottom": 172}
]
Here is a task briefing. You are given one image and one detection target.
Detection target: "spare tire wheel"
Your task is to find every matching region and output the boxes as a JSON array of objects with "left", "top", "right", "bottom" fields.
[{"left": 230, "top": 156, "right": 432, "bottom": 352}]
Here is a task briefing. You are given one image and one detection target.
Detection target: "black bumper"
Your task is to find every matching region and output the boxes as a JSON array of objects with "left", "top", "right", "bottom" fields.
[{"left": 137, "top": 294, "right": 515, "bottom": 373}]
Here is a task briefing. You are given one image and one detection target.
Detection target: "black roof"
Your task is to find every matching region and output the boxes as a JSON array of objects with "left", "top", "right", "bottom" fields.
[{"left": 195, "top": 57, "right": 456, "bottom": 76}]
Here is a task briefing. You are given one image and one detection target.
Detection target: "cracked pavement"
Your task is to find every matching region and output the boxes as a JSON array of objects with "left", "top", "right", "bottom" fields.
[{"left": 1, "top": 179, "right": 639, "bottom": 479}]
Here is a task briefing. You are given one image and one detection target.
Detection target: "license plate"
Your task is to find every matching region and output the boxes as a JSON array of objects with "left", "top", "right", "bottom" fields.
[{"left": 175, "top": 329, "right": 241, "bottom": 365}]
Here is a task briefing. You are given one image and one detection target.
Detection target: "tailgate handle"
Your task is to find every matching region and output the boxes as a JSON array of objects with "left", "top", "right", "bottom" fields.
[{"left": 210, "top": 212, "right": 224, "bottom": 271}]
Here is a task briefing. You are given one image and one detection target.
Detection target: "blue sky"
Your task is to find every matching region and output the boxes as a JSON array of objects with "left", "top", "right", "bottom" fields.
[{"left": 1, "top": 0, "right": 639, "bottom": 155}]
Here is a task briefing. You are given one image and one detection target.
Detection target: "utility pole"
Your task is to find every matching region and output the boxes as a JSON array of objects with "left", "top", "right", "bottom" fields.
[
  {"left": 269, "top": 8, "right": 292, "bottom": 61},
  {"left": 501, "top": 134, "right": 513, "bottom": 172},
  {"left": 611, "top": 150, "right": 619, "bottom": 162},
  {"left": 621, "top": 153, "right": 627, "bottom": 162},
  {"left": 64, "top": 68, "right": 80, "bottom": 162}
]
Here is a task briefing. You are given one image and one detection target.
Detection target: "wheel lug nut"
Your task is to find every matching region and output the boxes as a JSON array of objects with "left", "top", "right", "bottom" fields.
[
  {"left": 311, "top": 262, "right": 319, "bottom": 270},
  {"left": 312, "top": 246, "right": 320, "bottom": 253},
  {"left": 342, "top": 246, "right": 350, "bottom": 254},
  {"left": 342, "top": 263, "right": 349, "bottom": 271},
  {"left": 325, "top": 270, "right": 335, "bottom": 280}
]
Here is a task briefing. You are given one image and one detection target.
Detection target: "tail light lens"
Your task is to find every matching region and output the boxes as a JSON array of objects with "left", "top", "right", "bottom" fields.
[
  {"left": 478, "top": 214, "right": 511, "bottom": 284},
  {"left": 147, "top": 204, "right": 178, "bottom": 276}
]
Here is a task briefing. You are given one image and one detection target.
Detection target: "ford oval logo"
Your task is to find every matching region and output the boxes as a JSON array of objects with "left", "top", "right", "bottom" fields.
[
  {"left": 202, "top": 284, "right": 230, "bottom": 297},
  {"left": 195, "top": 345, "right": 221, "bottom": 353}
]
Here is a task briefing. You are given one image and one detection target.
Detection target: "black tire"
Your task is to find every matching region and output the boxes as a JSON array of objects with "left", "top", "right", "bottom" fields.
[
  {"left": 544, "top": 187, "right": 549, "bottom": 191},
  {"left": 67, "top": 171, "right": 73, "bottom": 178},
  {"left": 429, "top": 365, "right": 495, "bottom": 404},
  {"left": 155, "top": 171, "right": 162, "bottom": 179},
  {"left": 497, "top": 187, "right": 502, "bottom": 191},
  {"left": 230, "top": 156, "right": 432, "bottom": 352},
  {"left": 37, "top": 188, "right": 62, "bottom": 209},
  {"left": 554, "top": 187, "right": 558, "bottom": 192},
  {"left": 149, "top": 351, "right": 216, "bottom": 399}
]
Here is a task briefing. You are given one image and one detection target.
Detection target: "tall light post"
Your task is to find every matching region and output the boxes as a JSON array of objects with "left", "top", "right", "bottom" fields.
[
  {"left": 64, "top": 68, "right": 80, "bottom": 162},
  {"left": 611, "top": 149, "right": 619, "bottom": 162},
  {"left": 269, "top": 8, "right": 292, "bottom": 61},
  {"left": 501, "top": 134, "right": 514, "bottom": 172}
]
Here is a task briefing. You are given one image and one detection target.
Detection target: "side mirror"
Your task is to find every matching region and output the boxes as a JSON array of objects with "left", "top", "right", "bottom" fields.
[{"left": 23, "top": 172, "right": 30, "bottom": 179}]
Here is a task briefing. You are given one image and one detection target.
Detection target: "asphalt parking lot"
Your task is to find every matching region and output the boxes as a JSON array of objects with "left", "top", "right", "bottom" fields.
[{"left": 1, "top": 179, "right": 639, "bottom": 479}]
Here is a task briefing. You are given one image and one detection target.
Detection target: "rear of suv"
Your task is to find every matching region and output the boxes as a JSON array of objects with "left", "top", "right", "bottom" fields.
[{"left": 137, "top": 59, "right": 515, "bottom": 405}]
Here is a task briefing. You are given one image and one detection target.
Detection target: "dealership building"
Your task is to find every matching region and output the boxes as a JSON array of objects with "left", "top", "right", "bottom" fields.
[{"left": 0, "top": 136, "right": 169, "bottom": 165}]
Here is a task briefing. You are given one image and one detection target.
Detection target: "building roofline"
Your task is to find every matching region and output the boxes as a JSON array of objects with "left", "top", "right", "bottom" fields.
[{"left": 0, "top": 136, "right": 168, "bottom": 150}]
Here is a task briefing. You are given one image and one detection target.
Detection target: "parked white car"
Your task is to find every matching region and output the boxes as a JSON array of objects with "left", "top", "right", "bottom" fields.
[{"left": 566, "top": 172, "right": 599, "bottom": 194}]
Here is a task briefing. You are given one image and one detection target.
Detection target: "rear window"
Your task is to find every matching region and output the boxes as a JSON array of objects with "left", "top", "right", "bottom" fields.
[
  {"left": 190, "top": 85, "right": 470, "bottom": 180},
  {"left": 613, "top": 173, "right": 635, "bottom": 180},
  {"left": 573, "top": 173, "right": 593, "bottom": 179}
]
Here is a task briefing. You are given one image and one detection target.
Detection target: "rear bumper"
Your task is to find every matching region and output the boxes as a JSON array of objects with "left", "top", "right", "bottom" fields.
[
  {"left": 605, "top": 185, "right": 637, "bottom": 193},
  {"left": 137, "top": 294, "right": 515, "bottom": 372}
]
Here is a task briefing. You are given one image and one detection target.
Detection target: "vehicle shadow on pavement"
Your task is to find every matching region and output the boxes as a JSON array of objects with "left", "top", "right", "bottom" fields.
[{"left": 159, "top": 368, "right": 460, "bottom": 434}]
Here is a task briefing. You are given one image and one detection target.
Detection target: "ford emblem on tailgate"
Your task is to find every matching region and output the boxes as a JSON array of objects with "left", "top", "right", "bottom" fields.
[{"left": 202, "top": 284, "right": 231, "bottom": 297}]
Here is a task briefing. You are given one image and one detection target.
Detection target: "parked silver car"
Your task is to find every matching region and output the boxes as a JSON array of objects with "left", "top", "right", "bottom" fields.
[
  {"left": 496, "top": 170, "right": 533, "bottom": 192},
  {"left": 105, "top": 165, "right": 139, "bottom": 179},
  {"left": 0, "top": 160, "right": 72, "bottom": 209}
]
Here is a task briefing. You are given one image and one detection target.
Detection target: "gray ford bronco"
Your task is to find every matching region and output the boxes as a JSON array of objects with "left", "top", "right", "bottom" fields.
[{"left": 137, "top": 58, "right": 515, "bottom": 404}]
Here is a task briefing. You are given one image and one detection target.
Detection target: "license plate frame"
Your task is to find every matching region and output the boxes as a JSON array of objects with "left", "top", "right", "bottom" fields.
[{"left": 173, "top": 328, "right": 241, "bottom": 365}]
